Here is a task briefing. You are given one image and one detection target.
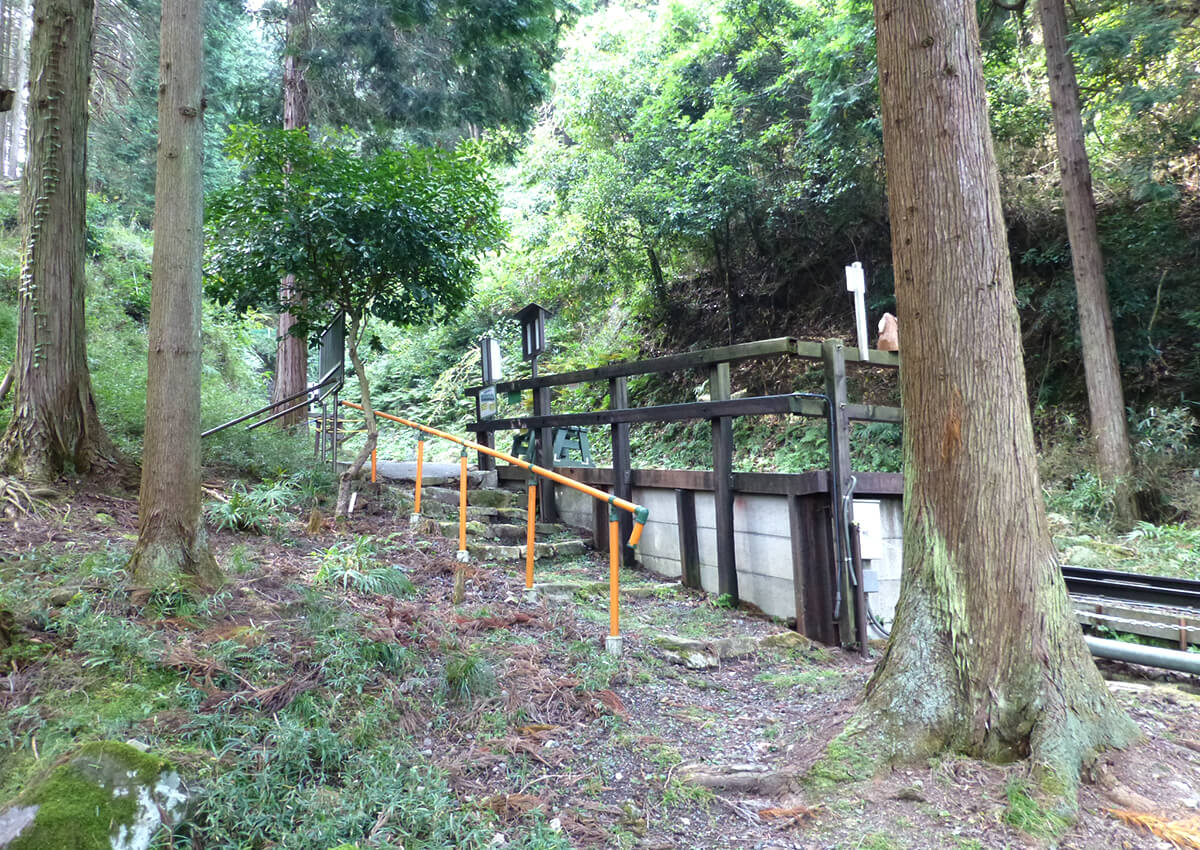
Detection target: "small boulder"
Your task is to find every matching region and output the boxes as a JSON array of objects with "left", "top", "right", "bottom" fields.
[
  {"left": 0, "top": 741, "right": 189, "bottom": 850},
  {"left": 1063, "top": 545, "right": 1107, "bottom": 568}
]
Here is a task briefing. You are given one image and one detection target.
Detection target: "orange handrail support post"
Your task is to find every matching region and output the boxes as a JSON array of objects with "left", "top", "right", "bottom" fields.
[
  {"left": 341, "top": 400, "right": 649, "bottom": 655},
  {"left": 371, "top": 447, "right": 377, "bottom": 483},
  {"left": 457, "top": 447, "right": 469, "bottom": 563},
  {"left": 412, "top": 431, "right": 424, "bottom": 524},
  {"left": 608, "top": 506, "right": 622, "bottom": 655},
  {"left": 525, "top": 476, "right": 537, "bottom": 593}
]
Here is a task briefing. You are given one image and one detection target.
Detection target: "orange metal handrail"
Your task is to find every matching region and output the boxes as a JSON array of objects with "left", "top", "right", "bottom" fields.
[
  {"left": 340, "top": 401, "right": 648, "bottom": 545},
  {"left": 341, "top": 400, "right": 648, "bottom": 648}
]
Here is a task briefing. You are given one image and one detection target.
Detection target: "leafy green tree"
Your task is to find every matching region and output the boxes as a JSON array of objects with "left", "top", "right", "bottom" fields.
[{"left": 205, "top": 127, "right": 504, "bottom": 515}]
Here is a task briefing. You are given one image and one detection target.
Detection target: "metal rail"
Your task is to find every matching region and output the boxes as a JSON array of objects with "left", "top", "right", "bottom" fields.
[
  {"left": 202, "top": 366, "right": 341, "bottom": 438},
  {"left": 1063, "top": 565, "right": 1200, "bottom": 611}
]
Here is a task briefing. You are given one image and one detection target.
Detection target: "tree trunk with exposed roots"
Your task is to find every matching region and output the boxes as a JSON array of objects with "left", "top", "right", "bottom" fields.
[
  {"left": 1039, "top": 0, "right": 1137, "bottom": 528},
  {"left": 0, "top": 0, "right": 117, "bottom": 482},
  {"left": 334, "top": 312, "right": 378, "bottom": 519},
  {"left": 127, "top": 0, "right": 220, "bottom": 593},
  {"left": 844, "top": 0, "right": 1137, "bottom": 791}
]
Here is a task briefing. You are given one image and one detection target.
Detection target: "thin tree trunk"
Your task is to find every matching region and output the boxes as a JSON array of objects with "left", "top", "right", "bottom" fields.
[
  {"left": 1, "top": 1, "right": 12, "bottom": 172},
  {"left": 334, "top": 311, "right": 378, "bottom": 519},
  {"left": 1039, "top": 0, "right": 1137, "bottom": 527},
  {"left": 8, "top": 0, "right": 31, "bottom": 179},
  {"left": 128, "top": 0, "right": 219, "bottom": 592},
  {"left": 270, "top": 0, "right": 313, "bottom": 430},
  {"left": 0, "top": 0, "right": 116, "bottom": 481},
  {"left": 845, "top": 0, "right": 1136, "bottom": 790}
]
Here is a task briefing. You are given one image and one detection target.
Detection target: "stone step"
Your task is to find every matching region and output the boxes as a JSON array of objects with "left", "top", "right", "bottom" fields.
[
  {"left": 420, "top": 486, "right": 522, "bottom": 509},
  {"left": 466, "top": 539, "right": 589, "bottom": 562},
  {"left": 531, "top": 580, "right": 666, "bottom": 603},
  {"left": 416, "top": 500, "right": 529, "bottom": 524},
  {"left": 434, "top": 520, "right": 579, "bottom": 544}
]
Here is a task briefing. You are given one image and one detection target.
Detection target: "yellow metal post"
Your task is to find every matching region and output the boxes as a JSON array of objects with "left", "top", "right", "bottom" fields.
[
  {"left": 607, "top": 506, "right": 622, "bottom": 656},
  {"left": 525, "top": 480, "right": 537, "bottom": 590},
  {"left": 457, "top": 448, "right": 469, "bottom": 562},
  {"left": 414, "top": 435, "right": 424, "bottom": 515}
]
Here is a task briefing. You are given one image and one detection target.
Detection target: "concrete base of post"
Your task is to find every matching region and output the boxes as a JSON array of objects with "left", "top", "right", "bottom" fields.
[
  {"left": 605, "top": 635, "right": 624, "bottom": 657},
  {"left": 409, "top": 514, "right": 421, "bottom": 527},
  {"left": 523, "top": 588, "right": 539, "bottom": 604},
  {"left": 456, "top": 549, "right": 470, "bottom": 563}
]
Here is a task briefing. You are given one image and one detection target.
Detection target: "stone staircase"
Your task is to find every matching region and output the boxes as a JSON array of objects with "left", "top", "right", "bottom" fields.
[{"left": 408, "top": 479, "right": 592, "bottom": 563}]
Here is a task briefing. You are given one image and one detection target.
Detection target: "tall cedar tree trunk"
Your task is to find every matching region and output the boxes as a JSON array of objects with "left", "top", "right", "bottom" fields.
[
  {"left": 270, "top": 0, "right": 313, "bottom": 429},
  {"left": 128, "top": 0, "right": 220, "bottom": 591},
  {"left": 0, "top": 0, "right": 117, "bottom": 481},
  {"left": 851, "top": 0, "right": 1136, "bottom": 787},
  {"left": 1039, "top": 0, "right": 1137, "bottom": 527},
  {"left": 334, "top": 312, "right": 378, "bottom": 518}
]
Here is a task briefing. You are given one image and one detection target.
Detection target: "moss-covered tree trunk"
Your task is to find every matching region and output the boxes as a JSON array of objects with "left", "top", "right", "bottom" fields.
[
  {"left": 335, "top": 311, "right": 378, "bottom": 519},
  {"left": 270, "top": 0, "right": 313, "bottom": 430},
  {"left": 0, "top": 0, "right": 117, "bottom": 481},
  {"left": 1039, "top": 0, "right": 1137, "bottom": 528},
  {"left": 128, "top": 0, "right": 220, "bottom": 592},
  {"left": 852, "top": 0, "right": 1137, "bottom": 788}
]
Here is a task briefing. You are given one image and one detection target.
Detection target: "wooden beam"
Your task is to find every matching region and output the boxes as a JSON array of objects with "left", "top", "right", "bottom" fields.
[
  {"left": 497, "top": 464, "right": 903, "bottom": 498},
  {"left": 465, "top": 337, "right": 801, "bottom": 396}
]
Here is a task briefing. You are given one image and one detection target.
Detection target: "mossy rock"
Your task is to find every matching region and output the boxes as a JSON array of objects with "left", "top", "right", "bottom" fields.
[
  {"left": 466, "top": 488, "right": 519, "bottom": 508},
  {"left": 0, "top": 741, "right": 189, "bottom": 850}
]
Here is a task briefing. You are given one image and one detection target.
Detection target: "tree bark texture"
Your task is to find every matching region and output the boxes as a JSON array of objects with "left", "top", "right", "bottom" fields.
[
  {"left": 128, "top": 0, "right": 219, "bottom": 591},
  {"left": 334, "top": 312, "right": 378, "bottom": 518},
  {"left": 2, "top": 0, "right": 31, "bottom": 179},
  {"left": 1038, "top": 0, "right": 1137, "bottom": 527},
  {"left": 270, "top": 0, "right": 313, "bottom": 430},
  {"left": 856, "top": 0, "right": 1136, "bottom": 786},
  {"left": 0, "top": 0, "right": 116, "bottom": 481}
]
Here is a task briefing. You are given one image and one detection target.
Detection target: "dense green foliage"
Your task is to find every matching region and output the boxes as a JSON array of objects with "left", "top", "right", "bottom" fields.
[
  {"left": 302, "top": 0, "right": 576, "bottom": 154},
  {"left": 206, "top": 127, "right": 505, "bottom": 337},
  {"left": 89, "top": 0, "right": 278, "bottom": 222}
]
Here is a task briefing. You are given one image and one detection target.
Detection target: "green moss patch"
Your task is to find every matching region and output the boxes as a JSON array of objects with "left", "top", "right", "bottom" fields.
[{"left": 3, "top": 741, "right": 179, "bottom": 850}]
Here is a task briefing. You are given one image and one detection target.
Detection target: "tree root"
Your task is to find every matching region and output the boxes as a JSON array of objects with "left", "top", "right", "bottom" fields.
[{"left": 0, "top": 477, "right": 53, "bottom": 518}]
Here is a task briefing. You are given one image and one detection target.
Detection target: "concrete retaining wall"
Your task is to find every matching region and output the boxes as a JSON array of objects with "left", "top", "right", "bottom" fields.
[{"left": 554, "top": 474, "right": 903, "bottom": 625}]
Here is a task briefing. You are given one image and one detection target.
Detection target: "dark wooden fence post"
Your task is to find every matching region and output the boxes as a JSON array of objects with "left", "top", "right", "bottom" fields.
[
  {"left": 476, "top": 394, "right": 496, "bottom": 471},
  {"left": 822, "top": 338, "right": 855, "bottom": 645},
  {"left": 676, "top": 488, "right": 701, "bottom": 589},
  {"left": 710, "top": 362, "right": 737, "bottom": 601},
  {"left": 534, "top": 384, "right": 558, "bottom": 522},
  {"left": 610, "top": 376, "right": 634, "bottom": 565}
]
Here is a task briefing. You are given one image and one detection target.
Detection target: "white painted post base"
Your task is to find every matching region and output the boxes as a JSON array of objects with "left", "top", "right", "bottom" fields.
[
  {"left": 456, "top": 549, "right": 470, "bottom": 563},
  {"left": 605, "top": 636, "right": 624, "bottom": 657},
  {"left": 409, "top": 513, "right": 421, "bottom": 527}
]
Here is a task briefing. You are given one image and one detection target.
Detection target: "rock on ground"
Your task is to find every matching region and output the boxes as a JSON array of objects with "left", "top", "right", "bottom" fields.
[{"left": 0, "top": 741, "right": 189, "bottom": 850}]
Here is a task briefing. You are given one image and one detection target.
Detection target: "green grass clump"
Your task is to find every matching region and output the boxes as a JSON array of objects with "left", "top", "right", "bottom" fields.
[
  {"left": 1002, "top": 777, "right": 1071, "bottom": 840},
  {"left": 314, "top": 536, "right": 416, "bottom": 597},
  {"left": 442, "top": 650, "right": 497, "bottom": 704}
]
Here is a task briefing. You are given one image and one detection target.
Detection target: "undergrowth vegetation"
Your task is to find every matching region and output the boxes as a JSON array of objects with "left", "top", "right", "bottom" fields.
[{"left": 0, "top": 533, "right": 571, "bottom": 849}]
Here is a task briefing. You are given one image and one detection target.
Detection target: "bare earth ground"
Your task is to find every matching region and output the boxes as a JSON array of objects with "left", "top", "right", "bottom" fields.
[{"left": 4, "top": 477, "right": 1200, "bottom": 849}]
